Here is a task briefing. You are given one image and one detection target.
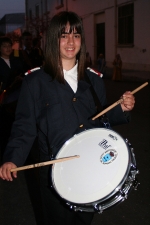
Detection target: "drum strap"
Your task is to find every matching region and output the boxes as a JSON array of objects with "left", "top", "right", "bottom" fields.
[
  {"left": 85, "top": 72, "right": 110, "bottom": 129},
  {"left": 85, "top": 72, "right": 103, "bottom": 113}
]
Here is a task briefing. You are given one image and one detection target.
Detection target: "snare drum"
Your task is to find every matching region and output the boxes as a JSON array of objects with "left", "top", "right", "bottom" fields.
[{"left": 51, "top": 128, "right": 139, "bottom": 213}]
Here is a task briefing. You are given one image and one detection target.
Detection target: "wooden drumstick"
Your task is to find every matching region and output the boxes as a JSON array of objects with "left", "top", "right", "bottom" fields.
[
  {"left": 10, "top": 155, "right": 80, "bottom": 172},
  {"left": 92, "top": 82, "right": 148, "bottom": 121}
]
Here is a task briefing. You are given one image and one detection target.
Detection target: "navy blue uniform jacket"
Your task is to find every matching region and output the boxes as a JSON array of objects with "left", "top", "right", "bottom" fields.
[
  {"left": 3, "top": 68, "right": 130, "bottom": 166},
  {"left": 0, "top": 56, "right": 24, "bottom": 90}
]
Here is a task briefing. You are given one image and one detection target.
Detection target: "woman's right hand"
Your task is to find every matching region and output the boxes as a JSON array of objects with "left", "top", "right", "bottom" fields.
[{"left": 0, "top": 162, "right": 17, "bottom": 181}]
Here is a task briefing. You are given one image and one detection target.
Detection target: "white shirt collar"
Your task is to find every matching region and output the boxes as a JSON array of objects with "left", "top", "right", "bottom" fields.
[
  {"left": 1, "top": 57, "right": 11, "bottom": 67},
  {"left": 63, "top": 63, "right": 78, "bottom": 93}
]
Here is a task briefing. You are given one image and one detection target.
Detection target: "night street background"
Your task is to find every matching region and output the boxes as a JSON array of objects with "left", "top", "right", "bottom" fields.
[{"left": 0, "top": 73, "right": 150, "bottom": 225}]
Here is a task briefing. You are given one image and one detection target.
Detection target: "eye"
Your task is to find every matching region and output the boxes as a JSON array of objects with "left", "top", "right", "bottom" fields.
[
  {"left": 74, "top": 34, "right": 81, "bottom": 38},
  {"left": 61, "top": 34, "right": 68, "bottom": 38},
  {"left": 2, "top": 45, "right": 12, "bottom": 48}
]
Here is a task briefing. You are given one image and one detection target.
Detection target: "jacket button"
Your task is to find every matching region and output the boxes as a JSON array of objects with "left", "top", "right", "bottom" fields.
[
  {"left": 73, "top": 97, "right": 77, "bottom": 102},
  {"left": 46, "top": 103, "right": 49, "bottom": 106},
  {"left": 79, "top": 124, "right": 84, "bottom": 128}
]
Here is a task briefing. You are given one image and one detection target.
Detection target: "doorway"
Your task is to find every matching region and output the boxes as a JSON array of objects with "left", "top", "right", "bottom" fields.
[{"left": 96, "top": 23, "right": 105, "bottom": 58}]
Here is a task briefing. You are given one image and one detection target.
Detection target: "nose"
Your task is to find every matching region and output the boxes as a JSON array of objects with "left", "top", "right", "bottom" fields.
[
  {"left": 67, "top": 34, "right": 74, "bottom": 44},
  {"left": 4, "top": 45, "right": 12, "bottom": 49}
]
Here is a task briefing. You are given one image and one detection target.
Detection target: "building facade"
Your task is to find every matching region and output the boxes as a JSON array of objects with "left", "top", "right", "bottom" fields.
[
  {"left": 0, "top": 13, "right": 25, "bottom": 34},
  {"left": 25, "top": 0, "right": 150, "bottom": 72}
]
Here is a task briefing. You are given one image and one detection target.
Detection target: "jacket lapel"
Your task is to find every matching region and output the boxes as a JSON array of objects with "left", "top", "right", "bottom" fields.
[{"left": 75, "top": 80, "right": 90, "bottom": 97}]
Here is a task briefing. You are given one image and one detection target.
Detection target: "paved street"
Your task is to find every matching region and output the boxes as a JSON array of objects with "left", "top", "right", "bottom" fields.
[{"left": 0, "top": 76, "right": 150, "bottom": 225}]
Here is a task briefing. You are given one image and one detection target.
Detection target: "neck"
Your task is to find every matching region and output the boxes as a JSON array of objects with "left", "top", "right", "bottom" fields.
[{"left": 62, "top": 59, "right": 76, "bottom": 71}]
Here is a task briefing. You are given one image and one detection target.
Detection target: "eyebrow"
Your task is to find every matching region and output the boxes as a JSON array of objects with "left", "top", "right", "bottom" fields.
[{"left": 62, "top": 31, "right": 79, "bottom": 34}]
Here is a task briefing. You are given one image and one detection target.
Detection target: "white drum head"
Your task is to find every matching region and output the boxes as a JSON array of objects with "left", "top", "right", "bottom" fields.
[{"left": 52, "top": 128, "right": 130, "bottom": 204}]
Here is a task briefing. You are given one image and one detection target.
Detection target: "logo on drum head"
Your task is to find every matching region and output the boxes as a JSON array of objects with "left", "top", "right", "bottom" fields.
[
  {"left": 108, "top": 134, "right": 118, "bottom": 141},
  {"left": 98, "top": 139, "right": 111, "bottom": 150},
  {"left": 100, "top": 150, "right": 117, "bottom": 164}
]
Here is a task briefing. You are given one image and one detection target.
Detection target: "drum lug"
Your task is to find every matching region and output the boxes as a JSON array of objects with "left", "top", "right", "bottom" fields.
[
  {"left": 131, "top": 167, "right": 139, "bottom": 178},
  {"left": 125, "top": 139, "right": 133, "bottom": 149},
  {"left": 125, "top": 138, "right": 129, "bottom": 143},
  {"left": 131, "top": 163, "right": 136, "bottom": 170},
  {"left": 126, "top": 168, "right": 139, "bottom": 185},
  {"left": 119, "top": 189, "right": 128, "bottom": 200},
  {"left": 66, "top": 203, "right": 83, "bottom": 212},
  {"left": 133, "top": 179, "right": 140, "bottom": 190},
  {"left": 94, "top": 204, "right": 103, "bottom": 214},
  {"left": 66, "top": 203, "right": 75, "bottom": 211},
  {"left": 126, "top": 169, "right": 139, "bottom": 186}
]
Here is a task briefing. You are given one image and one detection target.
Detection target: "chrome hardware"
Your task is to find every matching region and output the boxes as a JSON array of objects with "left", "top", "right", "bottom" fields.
[
  {"left": 119, "top": 189, "right": 128, "bottom": 200},
  {"left": 133, "top": 179, "right": 140, "bottom": 190},
  {"left": 93, "top": 204, "right": 103, "bottom": 214}
]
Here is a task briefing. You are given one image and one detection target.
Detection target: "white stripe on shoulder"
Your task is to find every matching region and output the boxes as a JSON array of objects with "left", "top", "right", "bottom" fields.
[
  {"left": 87, "top": 67, "right": 103, "bottom": 78},
  {"left": 25, "top": 67, "right": 41, "bottom": 76}
]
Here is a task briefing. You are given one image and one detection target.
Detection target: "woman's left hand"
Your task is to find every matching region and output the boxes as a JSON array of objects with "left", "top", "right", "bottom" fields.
[{"left": 120, "top": 91, "right": 135, "bottom": 111}]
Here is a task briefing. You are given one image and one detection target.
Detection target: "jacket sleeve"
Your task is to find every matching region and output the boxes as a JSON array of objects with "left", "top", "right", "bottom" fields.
[
  {"left": 106, "top": 104, "right": 131, "bottom": 126},
  {"left": 2, "top": 77, "right": 37, "bottom": 166}
]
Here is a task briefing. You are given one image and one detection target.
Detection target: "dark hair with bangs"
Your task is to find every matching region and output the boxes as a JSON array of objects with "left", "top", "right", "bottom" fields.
[
  {"left": 44, "top": 11, "right": 86, "bottom": 83},
  {"left": 0, "top": 36, "right": 12, "bottom": 47}
]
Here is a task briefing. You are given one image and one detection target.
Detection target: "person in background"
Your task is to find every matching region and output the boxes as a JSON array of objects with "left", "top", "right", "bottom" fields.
[
  {"left": 32, "top": 36, "right": 45, "bottom": 67},
  {"left": 0, "top": 11, "right": 135, "bottom": 225},
  {"left": 0, "top": 36, "right": 25, "bottom": 158},
  {"left": 97, "top": 53, "right": 106, "bottom": 75},
  {"left": 112, "top": 53, "right": 122, "bottom": 81},
  {"left": 19, "top": 31, "right": 43, "bottom": 71},
  {"left": 20, "top": 31, "right": 34, "bottom": 70},
  {"left": 0, "top": 37, "right": 24, "bottom": 93}
]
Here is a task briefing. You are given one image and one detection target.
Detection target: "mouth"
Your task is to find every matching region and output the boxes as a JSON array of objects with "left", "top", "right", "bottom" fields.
[{"left": 66, "top": 48, "right": 74, "bottom": 51}]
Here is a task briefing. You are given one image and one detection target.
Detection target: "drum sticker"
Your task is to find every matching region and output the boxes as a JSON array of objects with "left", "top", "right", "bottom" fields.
[
  {"left": 108, "top": 134, "right": 118, "bottom": 141},
  {"left": 100, "top": 149, "right": 118, "bottom": 164},
  {"left": 98, "top": 139, "right": 111, "bottom": 150}
]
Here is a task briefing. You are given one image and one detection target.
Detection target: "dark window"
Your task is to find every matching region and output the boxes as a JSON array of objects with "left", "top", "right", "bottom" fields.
[
  {"left": 45, "top": 0, "right": 48, "bottom": 12},
  {"left": 118, "top": 3, "right": 134, "bottom": 45},
  {"left": 35, "top": 5, "right": 40, "bottom": 18},
  {"left": 29, "top": 9, "right": 32, "bottom": 20},
  {"left": 96, "top": 23, "right": 105, "bottom": 57}
]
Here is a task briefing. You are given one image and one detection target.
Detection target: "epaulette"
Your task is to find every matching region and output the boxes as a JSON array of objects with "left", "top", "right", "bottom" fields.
[
  {"left": 25, "top": 67, "right": 41, "bottom": 76},
  {"left": 87, "top": 67, "right": 103, "bottom": 78}
]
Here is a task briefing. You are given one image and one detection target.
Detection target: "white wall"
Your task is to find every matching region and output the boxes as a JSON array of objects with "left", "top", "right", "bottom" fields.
[
  {"left": 127, "top": 0, "right": 150, "bottom": 70},
  {"left": 26, "top": 0, "right": 150, "bottom": 71},
  {"left": 82, "top": 14, "right": 94, "bottom": 64},
  {"left": 105, "top": 7, "right": 115, "bottom": 67}
]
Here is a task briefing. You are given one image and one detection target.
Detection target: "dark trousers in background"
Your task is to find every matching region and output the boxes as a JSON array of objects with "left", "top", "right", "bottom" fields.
[{"left": 0, "top": 105, "right": 15, "bottom": 160}]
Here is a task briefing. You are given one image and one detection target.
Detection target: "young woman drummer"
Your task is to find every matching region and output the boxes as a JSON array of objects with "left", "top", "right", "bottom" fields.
[{"left": 0, "top": 11, "right": 135, "bottom": 225}]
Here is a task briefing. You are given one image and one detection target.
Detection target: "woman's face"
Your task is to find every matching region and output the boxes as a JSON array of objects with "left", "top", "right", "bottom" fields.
[
  {"left": 59, "top": 23, "right": 81, "bottom": 63},
  {"left": 0, "top": 42, "right": 12, "bottom": 59}
]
